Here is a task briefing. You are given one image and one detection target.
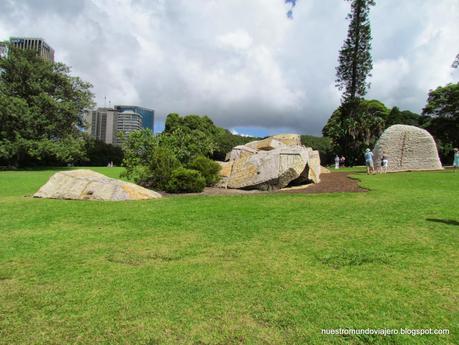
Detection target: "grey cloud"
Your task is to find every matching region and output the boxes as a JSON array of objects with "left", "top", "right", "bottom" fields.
[{"left": 0, "top": 0, "right": 458, "bottom": 135}]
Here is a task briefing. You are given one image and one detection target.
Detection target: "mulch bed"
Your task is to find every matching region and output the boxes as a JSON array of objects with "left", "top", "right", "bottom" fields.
[
  {"left": 281, "top": 171, "right": 367, "bottom": 194},
  {"left": 165, "top": 172, "right": 366, "bottom": 197}
]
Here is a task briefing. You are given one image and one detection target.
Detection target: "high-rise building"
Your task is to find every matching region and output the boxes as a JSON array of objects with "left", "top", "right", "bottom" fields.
[
  {"left": 0, "top": 41, "right": 7, "bottom": 58},
  {"left": 114, "top": 105, "right": 154, "bottom": 132},
  {"left": 84, "top": 108, "right": 118, "bottom": 144},
  {"left": 83, "top": 107, "right": 143, "bottom": 145},
  {"left": 9, "top": 37, "right": 55, "bottom": 62},
  {"left": 114, "top": 110, "right": 143, "bottom": 145}
]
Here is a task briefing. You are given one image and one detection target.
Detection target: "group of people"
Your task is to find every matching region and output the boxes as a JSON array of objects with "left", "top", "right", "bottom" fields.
[
  {"left": 333, "top": 150, "right": 388, "bottom": 174},
  {"left": 333, "top": 148, "right": 459, "bottom": 174},
  {"left": 365, "top": 147, "right": 459, "bottom": 174},
  {"left": 334, "top": 155, "right": 346, "bottom": 169},
  {"left": 364, "top": 148, "right": 388, "bottom": 175}
]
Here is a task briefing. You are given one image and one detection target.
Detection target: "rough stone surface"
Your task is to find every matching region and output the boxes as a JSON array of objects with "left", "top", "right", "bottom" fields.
[
  {"left": 34, "top": 169, "right": 162, "bottom": 201},
  {"left": 219, "top": 134, "right": 321, "bottom": 190},
  {"left": 245, "top": 138, "right": 285, "bottom": 151},
  {"left": 373, "top": 125, "right": 443, "bottom": 172},
  {"left": 320, "top": 166, "right": 331, "bottom": 174},
  {"left": 271, "top": 134, "right": 302, "bottom": 147},
  {"left": 307, "top": 150, "right": 321, "bottom": 183},
  {"left": 225, "top": 145, "right": 257, "bottom": 161},
  {"left": 215, "top": 161, "right": 233, "bottom": 188}
]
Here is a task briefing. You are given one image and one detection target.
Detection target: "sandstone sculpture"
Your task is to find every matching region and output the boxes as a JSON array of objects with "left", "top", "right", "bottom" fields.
[
  {"left": 320, "top": 166, "right": 331, "bottom": 174},
  {"left": 34, "top": 169, "right": 162, "bottom": 201},
  {"left": 373, "top": 125, "right": 443, "bottom": 172},
  {"left": 218, "top": 134, "right": 321, "bottom": 191}
]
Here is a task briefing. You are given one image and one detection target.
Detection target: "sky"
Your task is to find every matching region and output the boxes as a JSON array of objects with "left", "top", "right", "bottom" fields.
[{"left": 0, "top": 0, "right": 458, "bottom": 137}]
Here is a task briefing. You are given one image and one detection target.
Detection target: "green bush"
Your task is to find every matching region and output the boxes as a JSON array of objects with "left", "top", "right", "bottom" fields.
[
  {"left": 187, "top": 155, "right": 221, "bottom": 186},
  {"left": 145, "top": 146, "right": 181, "bottom": 190},
  {"left": 121, "top": 130, "right": 181, "bottom": 190},
  {"left": 165, "top": 168, "right": 206, "bottom": 193}
]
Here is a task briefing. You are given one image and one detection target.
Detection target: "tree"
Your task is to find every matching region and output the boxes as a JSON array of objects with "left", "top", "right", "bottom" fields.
[
  {"left": 335, "top": 0, "right": 375, "bottom": 105},
  {"left": 163, "top": 114, "right": 218, "bottom": 162},
  {"left": 300, "top": 135, "right": 333, "bottom": 164},
  {"left": 0, "top": 45, "right": 94, "bottom": 167},
  {"left": 385, "top": 107, "right": 423, "bottom": 127},
  {"left": 422, "top": 83, "right": 459, "bottom": 162},
  {"left": 120, "top": 127, "right": 221, "bottom": 192},
  {"left": 452, "top": 53, "right": 459, "bottom": 69},
  {"left": 323, "top": 99, "right": 388, "bottom": 165},
  {"left": 326, "top": 0, "right": 375, "bottom": 164},
  {"left": 120, "top": 114, "right": 254, "bottom": 192},
  {"left": 78, "top": 135, "right": 123, "bottom": 166},
  {"left": 163, "top": 113, "right": 257, "bottom": 161},
  {"left": 120, "top": 129, "right": 181, "bottom": 189}
]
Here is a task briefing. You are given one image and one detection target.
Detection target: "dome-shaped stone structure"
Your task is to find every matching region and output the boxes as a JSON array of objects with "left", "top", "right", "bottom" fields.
[{"left": 373, "top": 125, "right": 442, "bottom": 172}]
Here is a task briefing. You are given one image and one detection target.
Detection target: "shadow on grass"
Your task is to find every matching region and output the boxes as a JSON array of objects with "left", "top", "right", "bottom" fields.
[{"left": 426, "top": 218, "right": 459, "bottom": 226}]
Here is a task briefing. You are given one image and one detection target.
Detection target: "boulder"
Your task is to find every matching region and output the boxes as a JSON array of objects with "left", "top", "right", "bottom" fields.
[
  {"left": 271, "top": 133, "right": 302, "bottom": 147},
  {"left": 306, "top": 149, "right": 321, "bottom": 183},
  {"left": 215, "top": 161, "right": 233, "bottom": 188},
  {"left": 320, "top": 166, "right": 331, "bottom": 174},
  {"left": 219, "top": 134, "right": 321, "bottom": 191},
  {"left": 373, "top": 125, "right": 443, "bottom": 172},
  {"left": 34, "top": 169, "right": 162, "bottom": 201},
  {"left": 243, "top": 134, "right": 302, "bottom": 151},
  {"left": 225, "top": 145, "right": 257, "bottom": 161},
  {"left": 245, "top": 137, "right": 285, "bottom": 151}
]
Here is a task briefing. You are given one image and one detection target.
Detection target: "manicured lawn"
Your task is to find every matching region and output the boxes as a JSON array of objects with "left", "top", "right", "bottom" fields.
[{"left": 0, "top": 167, "right": 458, "bottom": 344}]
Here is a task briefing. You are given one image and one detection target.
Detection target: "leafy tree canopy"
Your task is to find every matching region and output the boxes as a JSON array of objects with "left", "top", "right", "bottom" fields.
[
  {"left": 422, "top": 82, "right": 459, "bottom": 161},
  {"left": 163, "top": 113, "right": 257, "bottom": 161},
  {"left": 385, "top": 106, "right": 424, "bottom": 127},
  {"left": 323, "top": 99, "right": 388, "bottom": 165},
  {"left": 422, "top": 83, "right": 459, "bottom": 121},
  {"left": 300, "top": 135, "right": 333, "bottom": 164},
  {"left": 120, "top": 127, "right": 221, "bottom": 192},
  {"left": 0, "top": 45, "right": 94, "bottom": 166},
  {"left": 336, "top": 0, "right": 375, "bottom": 105}
]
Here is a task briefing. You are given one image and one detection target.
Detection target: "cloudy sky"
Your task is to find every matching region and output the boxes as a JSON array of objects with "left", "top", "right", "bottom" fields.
[{"left": 1, "top": 0, "right": 458, "bottom": 136}]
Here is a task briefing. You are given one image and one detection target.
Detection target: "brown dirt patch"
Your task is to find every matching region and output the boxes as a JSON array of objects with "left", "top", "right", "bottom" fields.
[
  {"left": 164, "top": 172, "right": 366, "bottom": 197},
  {"left": 280, "top": 172, "right": 367, "bottom": 194}
]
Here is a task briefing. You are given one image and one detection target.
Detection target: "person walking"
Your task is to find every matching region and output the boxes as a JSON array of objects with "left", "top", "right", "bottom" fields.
[
  {"left": 340, "top": 156, "right": 346, "bottom": 168},
  {"left": 380, "top": 151, "right": 389, "bottom": 174},
  {"left": 454, "top": 148, "right": 459, "bottom": 171},
  {"left": 364, "top": 148, "right": 374, "bottom": 175},
  {"left": 335, "top": 155, "right": 340, "bottom": 169}
]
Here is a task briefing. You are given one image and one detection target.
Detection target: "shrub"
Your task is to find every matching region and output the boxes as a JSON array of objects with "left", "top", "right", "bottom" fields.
[
  {"left": 120, "top": 146, "right": 181, "bottom": 190},
  {"left": 121, "top": 130, "right": 181, "bottom": 190},
  {"left": 165, "top": 168, "right": 206, "bottom": 193},
  {"left": 187, "top": 155, "right": 221, "bottom": 186},
  {"left": 145, "top": 146, "right": 181, "bottom": 190},
  {"left": 121, "top": 129, "right": 159, "bottom": 181}
]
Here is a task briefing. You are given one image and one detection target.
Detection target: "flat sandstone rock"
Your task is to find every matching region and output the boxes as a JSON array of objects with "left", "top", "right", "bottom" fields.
[{"left": 34, "top": 169, "right": 162, "bottom": 201}]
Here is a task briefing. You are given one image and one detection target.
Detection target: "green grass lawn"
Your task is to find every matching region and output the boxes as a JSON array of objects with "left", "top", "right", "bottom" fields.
[{"left": 0, "top": 167, "right": 458, "bottom": 345}]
